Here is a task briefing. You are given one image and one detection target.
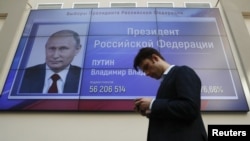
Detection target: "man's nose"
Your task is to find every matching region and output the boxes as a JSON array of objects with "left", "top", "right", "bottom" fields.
[{"left": 52, "top": 49, "right": 60, "bottom": 57}]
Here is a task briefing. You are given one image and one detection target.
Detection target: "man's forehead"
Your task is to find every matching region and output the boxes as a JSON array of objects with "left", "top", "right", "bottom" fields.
[{"left": 139, "top": 58, "right": 151, "bottom": 67}]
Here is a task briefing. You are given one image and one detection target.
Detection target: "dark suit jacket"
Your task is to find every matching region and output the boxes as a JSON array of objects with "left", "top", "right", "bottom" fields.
[
  {"left": 19, "top": 63, "right": 81, "bottom": 93},
  {"left": 147, "top": 66, "right": 208, "bottom": 141}
]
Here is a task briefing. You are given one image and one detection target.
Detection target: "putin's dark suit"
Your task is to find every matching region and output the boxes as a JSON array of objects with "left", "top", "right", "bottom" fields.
[
  {"left": 147, "top": 65, "right": 208, "bottom": 141},
  {"left": 19, "top": 64, "right": 81, "bottom": 93}
]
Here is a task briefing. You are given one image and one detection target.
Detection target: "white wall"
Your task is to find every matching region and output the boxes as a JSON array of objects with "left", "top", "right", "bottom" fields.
[
  {"left": 0, "top": 0, "right": 28, "bottom": 93},
  {"left": 1, "top": 0, "right": 250, "bottom": 141},
  {"left": 0, "top": 112, "right": 149, "bottom": 141}
]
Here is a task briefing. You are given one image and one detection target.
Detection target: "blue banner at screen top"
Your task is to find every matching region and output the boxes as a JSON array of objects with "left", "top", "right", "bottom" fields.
[{"left": 22, "top": 9, "right": 92, "bottom": 37}]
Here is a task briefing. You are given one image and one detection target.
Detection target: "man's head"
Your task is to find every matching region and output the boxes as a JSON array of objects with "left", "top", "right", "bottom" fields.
[
  {"left": 45, "top": 30, "right": 81, "bottom": 73},
  {"left": 133, "top": 47, "right": 167, "bottom": 79}
]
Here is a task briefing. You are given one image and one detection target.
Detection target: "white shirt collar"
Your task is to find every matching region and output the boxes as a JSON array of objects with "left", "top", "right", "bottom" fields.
[
  {"left": 163, "top": 65, "right": 175, "bottom": 75},
  {"left": 45, "top": 65, "right": 70, "bottom": 82},
  {"left": 43, "top": 65, "right": 70, "bottom": 93}
]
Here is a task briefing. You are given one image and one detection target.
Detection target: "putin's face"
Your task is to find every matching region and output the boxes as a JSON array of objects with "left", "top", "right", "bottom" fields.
[{"left": 45, "top": 35, "right": 80, "bottom": 73}]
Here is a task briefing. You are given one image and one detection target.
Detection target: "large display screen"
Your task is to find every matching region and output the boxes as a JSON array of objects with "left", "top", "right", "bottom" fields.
[{"left": 0, "top": 8, "right": 249, "bottom": 111}]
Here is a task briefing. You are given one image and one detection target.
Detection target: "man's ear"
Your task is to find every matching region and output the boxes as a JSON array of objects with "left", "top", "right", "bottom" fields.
[
  {"left": 74, "top": 45, "right": 81, "bottom": 55},
  {"left": 151, "top": 54, "right": 159, "bottom": 62}
]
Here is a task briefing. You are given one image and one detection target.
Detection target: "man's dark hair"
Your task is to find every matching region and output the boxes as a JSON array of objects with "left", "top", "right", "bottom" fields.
[{"left": 133, "top": 47, "right": 165, "bottom": 71}]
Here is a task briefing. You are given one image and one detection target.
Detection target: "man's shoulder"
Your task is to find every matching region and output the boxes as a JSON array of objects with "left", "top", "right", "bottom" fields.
[
  {"left": 171, "top": 65, "right": 197, "bottom": 76},
  {"left": 173, "top": 65, "right": 193, "bottom": 71},
  {"left": 69, "top": 65, "right": 81, "bottom": 70},
  {"left": 23, "top": 64, "right": 45, "bottom": 77},
  {"left": 26, "top": 64, "right": 45, "bottom": 70}
]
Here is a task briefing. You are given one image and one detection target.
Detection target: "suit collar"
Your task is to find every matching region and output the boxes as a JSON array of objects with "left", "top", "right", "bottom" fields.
[
  {"left": 163, "top": 65, "right": 175, "bottom": 76},
  {"left": 160, "top": 65, "right": 175, "bottom": 82}
]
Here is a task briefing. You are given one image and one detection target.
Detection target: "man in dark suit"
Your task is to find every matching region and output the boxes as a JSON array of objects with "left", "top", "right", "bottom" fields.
[
  {"left": 133, "top": 47, "right": 208, "bottom": 141},
  {"left": 19, "top": 30, "right": 82, "bottom": 94}
]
